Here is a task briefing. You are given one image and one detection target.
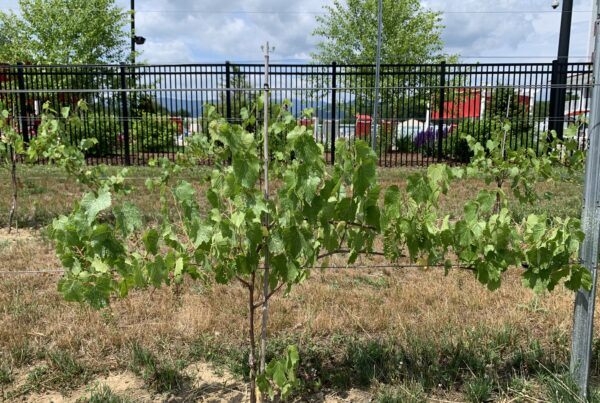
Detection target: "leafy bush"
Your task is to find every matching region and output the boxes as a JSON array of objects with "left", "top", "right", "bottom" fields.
[
  {"left": 64, "top": 113, "right": 121, "bottom": 157},
  {"left": 448, "top": 119, "right": 492, "bottom": 163},
  {"left": 132, "top": 113, "right": 178, "bottom": 153}
]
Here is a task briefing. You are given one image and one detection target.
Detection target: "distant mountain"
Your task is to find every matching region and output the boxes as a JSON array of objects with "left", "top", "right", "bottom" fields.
[
  {"left": 158, "top": 97, "right": 348, "bottom": 120},
  {"left": 160, "top": 98, "right": 205, "bottom": 117}
]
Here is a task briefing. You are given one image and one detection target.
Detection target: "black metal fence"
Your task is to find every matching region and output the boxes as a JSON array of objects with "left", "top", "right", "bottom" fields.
[{"left": 0, "top": 61, "right": 592, "bottom": 166}]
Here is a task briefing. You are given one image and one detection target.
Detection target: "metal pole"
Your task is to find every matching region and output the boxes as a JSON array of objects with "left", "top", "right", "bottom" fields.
[
  {"left": 131, "top": 0, "right": 135, "bottom": 64},
  {"left": 371, "top": 0, "right": 383, "bottom": 153},
  {"left": 570, "top": 1, "right": 600, "bottom": 397},
  {"left": 556, "top": 0, "right": 574, "bottom": 139},
  {"left": 589, "top": 0, "right": 598, "bottom": 58},
  {"left": 119, "top": 63, "right": 131, "bottom": 166},
  {"left": 260, "top": 41, "right": 272, "bottom": 375}
]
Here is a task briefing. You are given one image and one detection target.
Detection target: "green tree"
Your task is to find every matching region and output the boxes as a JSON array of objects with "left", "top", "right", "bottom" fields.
[
  {"left": 0, "top": 0, "right": 129, "bottom": 64},
  {"left": 312, "top": 0, "right": 447, "bottom": 64}
]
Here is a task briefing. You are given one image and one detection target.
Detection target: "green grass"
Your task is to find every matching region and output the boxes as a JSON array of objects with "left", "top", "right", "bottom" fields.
[
  {"left": 0, "top": 365, "right": 12, "bottom": 385},
  {"left": 0, "top": 164, "right": 585, "bottom": 229},
  {"left": 182, "top": 326, "right": 580, "bottom": 400},
  {"left": 129, "top": 343, "right": 187, "bottom": 393},
  {"left": 77, "top": 384, "right": 133, "bottom": 403},
  {"left": 464, "top": 377, "right": 494, "bottom": 402}
]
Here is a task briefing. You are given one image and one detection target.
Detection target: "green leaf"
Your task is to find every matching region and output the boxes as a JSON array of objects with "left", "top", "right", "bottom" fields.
[
  {"left": 143, "top": 229, "right": 159, "bottom": 255},
  {"left": 272, "top": 363, "right": 287, "bottom": 387},
  {"left": 91, "top": 258, "right": 109, "bottom": 274},
  {"left": 80, "top": 189, "right": 112, "bottom": 224},
  {"left": 114, "top": 202, "right": 142, "bottom": 238}
]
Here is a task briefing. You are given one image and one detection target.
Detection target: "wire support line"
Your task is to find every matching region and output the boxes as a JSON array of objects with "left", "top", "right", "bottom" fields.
[
  {"left": 0, "top": 270, "right": 65, "bottom": 275},
  {"left": 0, "top": 265, "right": 455, "bottom": 276},
  {"left": 20, "top": 8, "right": 591, "bottom": 14},
  {"left": 5, "top": 117, "right": 587, "bottom": 123},
  {"left": 0, "top": 84, "right": 594, "bottom": 94}
]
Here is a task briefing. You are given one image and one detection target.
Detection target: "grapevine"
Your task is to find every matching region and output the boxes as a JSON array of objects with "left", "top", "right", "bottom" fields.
[{"left": 40, "top": 100, "right": 591, "bottom": 402}]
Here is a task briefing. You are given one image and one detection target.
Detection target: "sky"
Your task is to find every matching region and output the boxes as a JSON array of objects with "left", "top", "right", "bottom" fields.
[{"left": 0, "top": 0, "right": 596, "bottom": 64}]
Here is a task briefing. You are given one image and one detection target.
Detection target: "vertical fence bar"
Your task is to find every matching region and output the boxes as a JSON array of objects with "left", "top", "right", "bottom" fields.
[
  {"left": 16, "top": 63, "right": 29, "bottom": 143},
  {"left": 330, "top": 62, "right": 337, "bottom": 165},
  {"left": 225, "top": 61, "right": 232, "bottom": 122},
  {"left": 437, "top": 61, "right": 446, "bottom": 162},
  {"left": 119, "top": 63, "right": 131, "bottom": 166}
]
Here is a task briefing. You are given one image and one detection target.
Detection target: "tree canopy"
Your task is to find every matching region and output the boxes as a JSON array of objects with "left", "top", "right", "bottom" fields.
[
  {"left": 311, "top": 0, "right": 448, "bottom": 64},
  {"left": 0, "top": 0, "right": 129, "bottom": 64}
]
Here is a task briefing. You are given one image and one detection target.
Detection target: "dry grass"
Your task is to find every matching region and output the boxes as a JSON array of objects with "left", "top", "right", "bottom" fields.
[
  {"left": 1, "top": 234, "right": 598, "bottom": 401},
  {"left": 0, "top": 165, "right": 594, "bottom": 401}
]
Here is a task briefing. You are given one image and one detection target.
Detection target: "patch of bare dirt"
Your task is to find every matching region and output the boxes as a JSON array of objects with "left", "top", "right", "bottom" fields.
[{"left": 0, "top": 227, "right": 38, "bottom": 242}]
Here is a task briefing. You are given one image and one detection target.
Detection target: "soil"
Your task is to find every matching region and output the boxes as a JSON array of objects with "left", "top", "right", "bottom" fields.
[{"left": 7, "top": 362, "right": 373, "bottom": 403}]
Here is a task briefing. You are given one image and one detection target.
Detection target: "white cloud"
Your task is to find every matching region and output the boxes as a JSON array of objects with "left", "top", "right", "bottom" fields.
[
  {"left": 1, "top": 0, "right": 595, "bottom": 63},
  {"left": 424, "top": 0, "right": 593, "bottom": 61}
]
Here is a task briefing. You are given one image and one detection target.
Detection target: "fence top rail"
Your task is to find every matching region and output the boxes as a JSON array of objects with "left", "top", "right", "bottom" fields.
[
  {"left": 0, "top": 83, "right": 594, "bottom": 94},
  {"left": 1, "top": 62, "right": 593, "bottom": 69}
]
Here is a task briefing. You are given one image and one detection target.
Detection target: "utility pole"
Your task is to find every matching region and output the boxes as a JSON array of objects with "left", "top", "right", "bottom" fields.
[
  {"left": 131, "top": 0, "right": 135, "bottom": 64},
  {"left": 371, "top": 0, "right": 383, "bottom": 153},
  {"left": 130, "top": 0, "right": 145, "bottom": 64},
  {"left": 549, "top": 0, "right": 574, "bottom": 138},
  {"left": 570, "top": 0, "right": 600, "bottom": 397},
  {"left": 589, "top": 0, "right": 598, "bottom": 58}
]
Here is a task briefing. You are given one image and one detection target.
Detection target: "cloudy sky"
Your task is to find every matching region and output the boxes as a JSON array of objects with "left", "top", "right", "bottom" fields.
[{"left": 0, "top": 0, "right": 596, "bottom": 63}]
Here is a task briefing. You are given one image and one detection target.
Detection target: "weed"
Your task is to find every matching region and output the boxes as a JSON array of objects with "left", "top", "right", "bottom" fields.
[
  {"left": 47, "top": 350, "right": 85, "bottom": 378},
  {"left": 10, "top": 342, "right": 34, "bottom": 366},
  {"left": 541, "top": 371, "right": 585, "bottom": 403},
  {"left": 26, "top": 365, "right": 48, "bottom": 391},
  {"left": 0, "top": 365, "right": 12, "bottom": 385},
  {"left": 464, "top": 377, "right": 494, "bottom": 402},
  {"left": 77, "top": 384, "right": 132, "bottom": 403},
  {"left": 129, "top": 343, "right": 187, "bottom": 392}
]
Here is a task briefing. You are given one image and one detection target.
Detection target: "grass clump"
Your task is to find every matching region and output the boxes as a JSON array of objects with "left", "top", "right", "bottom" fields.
[
  {"left": 464, "top": 377, "right": 494, "bottom": 402},
  {"left": 0, "top": 365, "right": 12, "bottom": 385},
  {"left": 129, "top": 343, "right": 187, "bottom": 393},
  {"left": 77, "top": 384, "right": 132, "bottom": 403}
]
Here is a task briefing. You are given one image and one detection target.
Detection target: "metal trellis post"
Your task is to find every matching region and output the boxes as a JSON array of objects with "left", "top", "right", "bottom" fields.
[{"left": 570, "top": 0, "right": 600, "bottom": 397}]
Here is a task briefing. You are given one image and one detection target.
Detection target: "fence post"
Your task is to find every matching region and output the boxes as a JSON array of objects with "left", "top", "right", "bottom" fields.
[
  {"left": 119, "top": 63, "right": 131, "bottom": 166},
  {"left": 437, "top": 61, "right": 446, "bottom": 162},
  {"left": 570, "top": 4, "right": 600, "bottom": 397},
  {"left": 330, "top": 61, "right": 337, "bottom": 165},
  {"left": 225, "top": 61, "right": 232, "bottom": 121},
  {"left": 16, "top": 62, "right": 29, "bottom": 143}
]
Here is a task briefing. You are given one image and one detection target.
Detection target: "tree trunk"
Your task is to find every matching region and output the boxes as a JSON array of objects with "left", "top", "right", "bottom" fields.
[
  {"left": 8, "top": 147, "right": 17, "bottom": 234},
  {"left": 248, "top": 272, "right": 257, "bottom": 403},
  {"left": 260, "top": 249, "right": 270, "bottom": 375}
]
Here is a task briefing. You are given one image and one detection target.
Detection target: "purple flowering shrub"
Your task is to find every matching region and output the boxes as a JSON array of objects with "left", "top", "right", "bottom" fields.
[{"left": 414, "top": 126, "right": 449, "bottom": 157}]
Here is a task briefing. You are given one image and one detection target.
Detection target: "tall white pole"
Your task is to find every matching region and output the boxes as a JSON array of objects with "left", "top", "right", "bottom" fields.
[
  {"left": 570, "top": 0, "right": 600, "bottom": 397},
  {"left": 371, "top": 0, "right": 383, "bottom": 152}
]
